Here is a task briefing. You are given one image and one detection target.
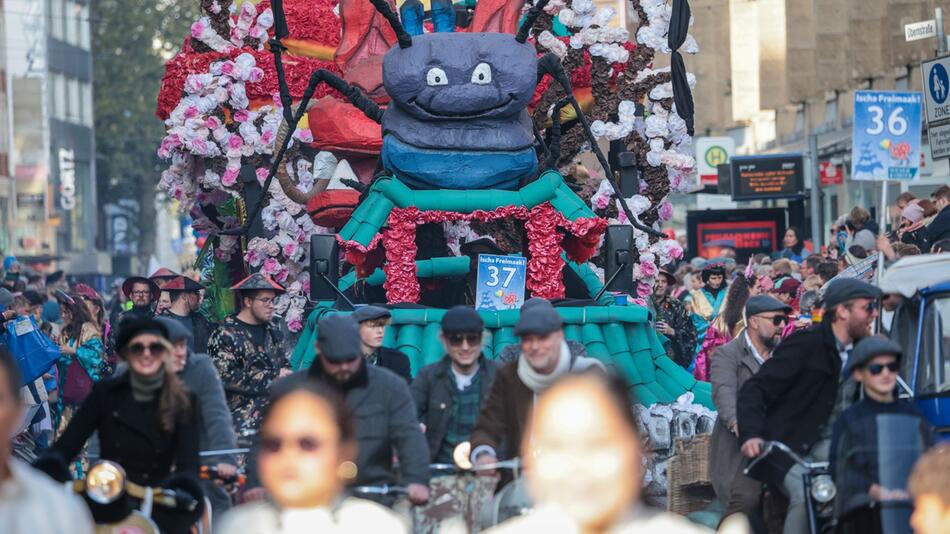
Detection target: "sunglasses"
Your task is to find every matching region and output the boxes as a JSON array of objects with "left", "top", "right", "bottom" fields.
[
  {"left": 127, "top": 342, "right": 166, "bottom": 356},
  {"left": 260, "top": 435, "right": 323, "bottom": 455},
  {"left": 445, "top": 332, "right": 482, "bottom": 346},
  {"left": 861, "top": 301, "right": 879, "bottom": 313},
  {"left": 757, "top": 315, "right": 789, "bottom": 326},
  {"left": 866, "top": 362, "right": 899, "bottom": 375}
]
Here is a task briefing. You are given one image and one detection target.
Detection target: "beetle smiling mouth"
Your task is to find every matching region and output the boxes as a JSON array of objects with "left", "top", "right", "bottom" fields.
[{"left": 409, "top": 95, "right": 516, "bottom": 118}]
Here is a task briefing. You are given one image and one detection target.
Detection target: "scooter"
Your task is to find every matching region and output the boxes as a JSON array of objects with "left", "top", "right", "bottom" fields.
[
  {"left": 65, "top": 460, "right": 203, "bottom": 534},
  {"left": 745, "top": 441, "right": 837, "bottom": 534}
]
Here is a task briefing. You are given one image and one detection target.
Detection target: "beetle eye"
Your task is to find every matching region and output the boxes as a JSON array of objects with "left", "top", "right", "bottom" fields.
[
  {"left": 471, "top": 63, "right": 492, "bottom": 85},
  {"left": 426, "top": 67, "right": 448, "bottom": 87}
]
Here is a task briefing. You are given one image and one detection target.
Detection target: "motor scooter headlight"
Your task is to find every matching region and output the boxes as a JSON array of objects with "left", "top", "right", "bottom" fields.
[
  {"left": 85, "top": 461, "right": 126, "bottom": 504},
  {"left": 810, "top": 474, "right": 836, "bottom": 504}
]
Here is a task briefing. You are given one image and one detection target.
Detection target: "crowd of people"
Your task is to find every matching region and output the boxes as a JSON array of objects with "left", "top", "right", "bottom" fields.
[{"left": 0, "top": 182, "right": 946, "bottom": 533}]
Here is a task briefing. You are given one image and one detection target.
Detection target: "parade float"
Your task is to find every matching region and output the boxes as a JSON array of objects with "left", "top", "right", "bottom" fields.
[{"left": 157, "top": 0, "right": 714, "bottom": 486}]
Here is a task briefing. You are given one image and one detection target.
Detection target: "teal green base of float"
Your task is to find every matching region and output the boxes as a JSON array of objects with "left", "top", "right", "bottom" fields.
[{"left": 291, "top": 302, "right": 714, "bottom": 410}]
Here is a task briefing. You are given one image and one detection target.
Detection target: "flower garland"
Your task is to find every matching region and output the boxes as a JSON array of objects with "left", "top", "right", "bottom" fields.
[{"left": 341, "top": 204, "right": 607, "bottom": 304}]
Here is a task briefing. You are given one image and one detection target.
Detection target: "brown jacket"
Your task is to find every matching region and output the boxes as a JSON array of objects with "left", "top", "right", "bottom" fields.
[{"left": 469, "top": 361, "right": 534, "bottom": 461}]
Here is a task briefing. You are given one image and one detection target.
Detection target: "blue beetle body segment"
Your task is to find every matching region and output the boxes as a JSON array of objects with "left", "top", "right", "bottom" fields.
[{"left": 381, "top": 32, "right": 539, "bottom": 190}]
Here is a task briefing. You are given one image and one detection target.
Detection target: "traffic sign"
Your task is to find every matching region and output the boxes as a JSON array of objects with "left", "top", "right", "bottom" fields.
[
  {"left": 851, "top": 91, "right": 922, "bottom": 180},
  {"left": 695, "top": 136, "right": 735, "bottom": 187},
  {"left": 922, "top": 56, "right": 950, "bottom": 123},
  {"left": 905, "top": 19, "right": 938, "bottom": 42}
]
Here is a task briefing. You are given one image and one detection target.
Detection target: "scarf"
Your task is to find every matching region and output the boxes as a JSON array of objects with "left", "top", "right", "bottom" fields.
[
  {"left": 130, "top": 366, "right": 165, "bottom": 402},
  {"left": 517, "top": 341, "right": 573, "bottom": 394}
]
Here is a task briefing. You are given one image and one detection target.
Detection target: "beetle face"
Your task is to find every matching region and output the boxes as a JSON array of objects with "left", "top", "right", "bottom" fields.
[{"left": 383, "top": 33, "right": 537, "bottom": 121}]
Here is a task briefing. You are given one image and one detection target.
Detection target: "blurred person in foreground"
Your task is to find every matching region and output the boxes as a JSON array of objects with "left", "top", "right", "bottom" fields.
[
  {"left": 908, "top": 444, "right": 950, "bottom": 534},
  {"left": 0, "top": 345, "right": 93, "bottom": 533},
  {"left": 487, "top": 373, "right": 742, "bottom": 534},
  {"left": 215, "top": 380, "right": 408, "bottom": 533},
  {"left": 829, "top": 336, "right": 933, "bottom": 534}
]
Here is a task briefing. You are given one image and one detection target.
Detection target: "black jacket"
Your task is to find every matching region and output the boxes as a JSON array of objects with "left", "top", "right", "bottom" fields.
[
  {"left": 927, "top": 206, "right": 950, "bottom": 244},
  {"left": 51, "top": 372, "right": 200, "bottom": 486},
  {"left": 410, "top": 356, "right": 501, "bottom": 462},
  {"left": 161, "top": 311, "right": 217, "bottom": 354},
  {"left": 300, "top": 360, "right": 429, "bottom": 488},
  {"left": 370, "top": 346, "right": 412, "bottom": 383},
  {"left": 737, "top": 321, "right": 850, "bottom": 481}
]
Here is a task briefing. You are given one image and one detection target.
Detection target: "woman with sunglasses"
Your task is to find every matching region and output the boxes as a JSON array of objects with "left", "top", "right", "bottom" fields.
[
  {"left": 217, "top": 380, "right": 408, "bottom": 533},
  {"left": 829, "top": 335, "right": 934, "bottom": 534},
  {"left": 48, "top": 317, "right": 199, "bottom": 488}
]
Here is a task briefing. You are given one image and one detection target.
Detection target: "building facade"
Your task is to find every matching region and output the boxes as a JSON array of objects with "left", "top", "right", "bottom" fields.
[
  {"left": 1, "top": 0, "right": 106, "bottom": 272},
  {"left": 683, "top": 0, "right": 950, "bottom": 247}
]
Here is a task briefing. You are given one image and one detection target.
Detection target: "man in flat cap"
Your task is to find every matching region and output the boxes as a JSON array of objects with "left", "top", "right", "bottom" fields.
[
  {"left": 711, "top": 295, "right": 792, "bottom": 533},
  {"left": 159, "top": 275, "right": 217, "bottom": 354},
  {"left": 265, "top": 314, "right": 430, "bottom": 507},
  {"left": 353, "top": 305, "right": 411, "bottom": 382},
  {"left": 410, "top": 306, "right": 501, "bottom": 530},
  {"left": 208, "top": 273, "right": 290, "bottom": 437},
  {"left": 738, "top": 277, "right": 882, "bottom": 534},
  {"left": 470, "top": 299, "right": 603, "bottom": 474},
  {"left": 829, "top": 335, "right": 933, "bottom": 534}
]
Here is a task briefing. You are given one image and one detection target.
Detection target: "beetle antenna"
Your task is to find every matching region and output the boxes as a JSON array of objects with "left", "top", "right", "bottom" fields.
[
  {"left": 369, "top": 0, "right": 414, "bottom": 49},
  {"left": 516, "top": 0, "right": 551, "bottom": 43}
]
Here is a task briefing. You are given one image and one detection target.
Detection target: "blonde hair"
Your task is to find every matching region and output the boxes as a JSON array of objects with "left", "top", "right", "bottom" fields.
[{"left": 909, "top": 444, "right": 950, "bottom": 505}]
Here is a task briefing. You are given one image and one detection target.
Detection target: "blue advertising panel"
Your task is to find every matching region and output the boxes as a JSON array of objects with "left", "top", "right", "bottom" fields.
[
  {"left": 475, "top": 254, "right": 527, "bottom": 311},
  {"left": 852, "top": 91, "right": 922, "bottom": 180}
]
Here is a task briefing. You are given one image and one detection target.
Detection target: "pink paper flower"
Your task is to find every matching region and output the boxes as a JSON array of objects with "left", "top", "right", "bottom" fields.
[
  {"left": 636, "top": 282, "right": 652, "bottom": 298},
  {"left": 640, "top": 260, "right": 657, "bottom": 277},
  {"left": 659, "top": 201, "right": 674, "bottom": 221},
  {"left": 205, "top": 116, "right": 221, "bottom": 129},
  {"left": 256, "top": 167, "right": 269, "bottom": 185},
  {"left": 282, "top": 242, "right": 299, "bottom": 258},
  {"left": 190, "top": 20, "right": 207, "bottom": 39},
  {"left": 262, "top": 258, "right": 279, "bottom": 274},
  {"left": 233, "top": 109, "right": 250, "bottom": 123},
  {"left": 227, "top": 134, "right": 245, "bottom": 151},
  {"left": 219, "top": 61, "right": 236, "bottom": 76},
  {"left": 221, "top": 168, "right": 239, "bottom": 187},
  {"left": 288, "top": 318, "right": 303, "bottom": 332}
]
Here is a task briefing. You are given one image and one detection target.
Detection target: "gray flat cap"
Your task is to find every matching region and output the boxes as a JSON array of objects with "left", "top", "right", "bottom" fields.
[
  {"left": 316, "top": 314, "right": 362, "bottom": 362},
  {"left": 745, "top": 295, "right": 792, "bottom": 317},
  {"left": 846, "top": 334, "right": 902, "bottom": 374},
  {"left": 441, "top": 306, "right": 484, "bottom": 334},
  {"left": 155, "top": 316, "right": 192, "bottom": 344},
  {"left": 352, "top": 305, "right": 391, "bottom": 323},
  {"left": 514, "top": 300, "right": 563, "bottom": 336},
  {"left": 822, "top": 278, "right": 882, "bottom": 309}
]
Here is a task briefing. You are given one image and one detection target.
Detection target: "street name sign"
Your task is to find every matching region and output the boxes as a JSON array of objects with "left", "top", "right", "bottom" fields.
[{"left": 905, "top": 19, "right": 938, "bottom": 42}]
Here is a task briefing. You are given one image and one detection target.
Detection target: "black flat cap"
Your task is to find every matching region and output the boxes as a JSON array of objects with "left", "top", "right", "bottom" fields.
[
  {"left": 316, "top": 314, "right": 362, "bottom": 362},
  {"left": 155, "top": 316, "right": 192, "bottom": 344},
  {"left": 846, "top": 334, "right": 902, "bottom": 374},
  {"left": 822, "top": 278, "right": 882, "bottom": 309},
  {"left": 116, "top": 317, "right": 169, "bottom": 354},
  {"left": 352, "top": 305, "right": 391, "bottom": 323},
  {"left": 441, "top": 306, "right": 484, "bottom": 334},
  {"left": 745, "top": 295, "right": 792, "bottom": 317},
  {"left": 514, "top": 299, "right": 563, "bottom": 336}
]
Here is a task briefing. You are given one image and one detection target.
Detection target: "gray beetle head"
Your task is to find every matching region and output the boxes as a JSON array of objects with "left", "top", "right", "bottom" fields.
[{"left": 383, "top": 32, "right": 538, "bottom": 121}]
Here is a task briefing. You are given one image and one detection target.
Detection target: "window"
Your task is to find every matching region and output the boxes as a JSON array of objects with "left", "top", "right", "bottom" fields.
[
  {"left": 81, "top": 82, "right": 92, "bottom": 126},
  {"left": 54, "top": 74, "right": 67, "bottom": 122},
  {"left": 49, "top": 0, "right": 65, "bottom": 41},
  {"left": 915, "top": 295, "right": 950, "bottom": 395},
  {"left": 68, "top": 77, "right": 80, "bottom": 123},
  {"left": 78, "top": 4, "right": 90, "bottom": 49},
  {"left": 824, "top": 97, "right": 837, "bottom": 126},
  {"left": 64, "top": 1, "right": 79, "bottom": 46}
]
